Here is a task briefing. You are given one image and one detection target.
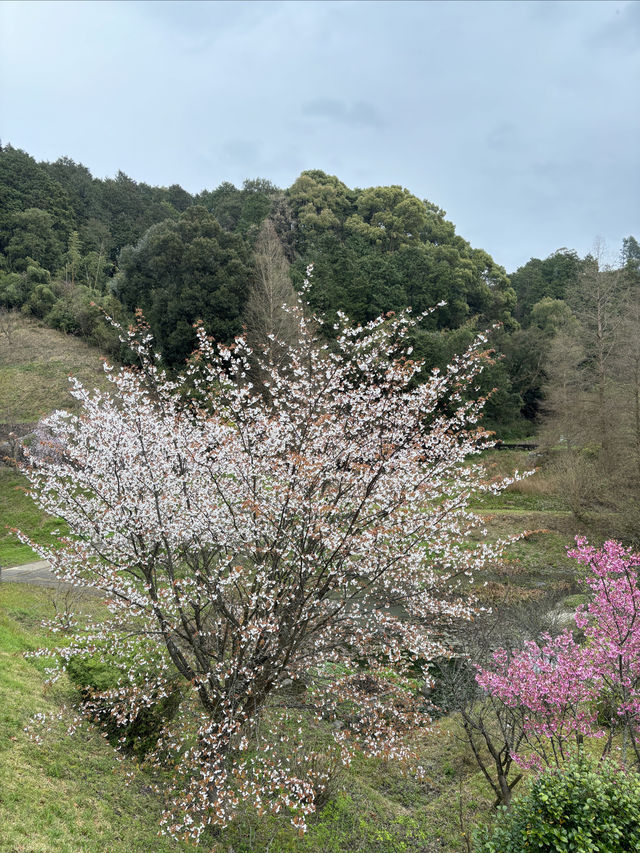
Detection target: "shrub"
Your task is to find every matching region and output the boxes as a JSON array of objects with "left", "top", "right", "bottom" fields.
[
  {"left": 66, "top": 653, "right": 180, "bottom": 760},
  {"left": 476, "top": 539, "right": 640, "bottom": 770},
  {"left": 474, "top": 758, "right": 640, "bottom": 852},
  {"left": 24, "top": 283, "right": 56, "bottom": 318}
]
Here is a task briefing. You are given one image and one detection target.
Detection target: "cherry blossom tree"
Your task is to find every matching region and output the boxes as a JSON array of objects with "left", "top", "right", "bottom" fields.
[
  {"left": 476, "top": 539, "right": 640, "bottom": 773},
  {"left": 22, "top": 283, "right": 517, "bottom": 842},
  {"left": 571, "top": 537, "right": 640, "bottom": 763},
  {"left": 475, "top": 630, "right": 602, "bottom": 771}
]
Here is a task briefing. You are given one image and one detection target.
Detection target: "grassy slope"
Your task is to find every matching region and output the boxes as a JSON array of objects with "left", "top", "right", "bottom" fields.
[
  {"left": 0, "top": 583, "right": 189, "bottom": 853},
  {"left": 0, "top": 583, "right": 496, "bottom": 853},
  {"left": 0, "top": 475, "right": 583, "bottom": 852},
  {"left": 0, "top": 315, "right": 108, "bottom": 566},
  {"left": 469, "top": 449, "right": 586, "bottom": 606},
  {"left": 0, "top": 314, "right": 110, "bottom": 423},
  {"left": 0, "top": 468, "right": 69, "bottom": 567}
]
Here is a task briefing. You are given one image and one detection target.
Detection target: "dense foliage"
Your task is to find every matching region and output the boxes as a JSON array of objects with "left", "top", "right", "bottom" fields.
[
  {"left": 474, "top": 757, "right": 640, "bottom": 853},
  {"left": 115, "top": 206, "right": 252, "bottom": 364},
  {"left": 0, "top": 145, "right": 517, "bottom": 432},
  {"left": 2, "top": 143, "right": 638, "bottom": 442}
]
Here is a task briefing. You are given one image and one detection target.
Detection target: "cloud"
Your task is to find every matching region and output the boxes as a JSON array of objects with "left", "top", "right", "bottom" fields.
[
  {"left": 301, "top": 98, "right": 385, "bottom": 129},
  {"left": 0, "top": 0, "right": 636, "bottom": 272},
  {"left": 486, "top": 122, "right": 519, "bottom": 151},
  {"left": 219, "top": 138, "right": 262, "bottom": 167},
  {"left": 591, "top": 1, "right": 640, "bottom": 52}
]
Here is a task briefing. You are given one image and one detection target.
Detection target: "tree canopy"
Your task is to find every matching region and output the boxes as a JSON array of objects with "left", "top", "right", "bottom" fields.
[
  {"left": 115, "top": 206, "right": 253, "bottom": 364},
  {"left": 2, "top": 142, "right": 637, "bottom": 436}
]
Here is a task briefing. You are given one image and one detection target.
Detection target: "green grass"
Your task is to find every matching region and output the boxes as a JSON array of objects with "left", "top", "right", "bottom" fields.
[
  {"left": 0, "top": 363, "right": 84, "bottom": 424},
  {"left": 201, "top": 726, "right": 495, "bottom": 852},
  {"left": 0, "top": 583, "right": 515, "bottom": 853},
  {"left": 0, "top": 314, "right": 108, "bottom": 567},
  {"left": 0, "top": 583, "right": 189, "bottom": 853},
  {"left": 471, "top": 489, "right": 569, "bottom": 513},
  {"left": 0, "top": 468, "right": 67, "bottom": 567},
  {"left": 473, "top": 518, "right": 579, "bottom": 601},
  {"left": 462, "top": 452, "right": 587, "bottom": 600}
]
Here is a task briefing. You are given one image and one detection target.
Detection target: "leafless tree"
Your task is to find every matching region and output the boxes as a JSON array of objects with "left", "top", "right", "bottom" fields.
[
  {"left": 566, "top": 244, "right": 628, "bottom": 461},
  {"left": 432, "top": 596, "right": 565, "bottom": 807},
  {"left": 616, "top": 293, "right": 640, "bottom": 478},
  {"left": 243, "top": 218, "right": 301, "bottom": 393},
  {"left": 540, "top": 330, "right": 587, "bottom": 452},
  {"left": 538, "top": 243, "right": 640, "bottom": 537}
]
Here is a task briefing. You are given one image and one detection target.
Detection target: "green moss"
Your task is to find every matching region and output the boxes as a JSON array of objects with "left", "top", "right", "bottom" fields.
[{"left": 561, "top": 593, "right": 589, "bottom": 610}]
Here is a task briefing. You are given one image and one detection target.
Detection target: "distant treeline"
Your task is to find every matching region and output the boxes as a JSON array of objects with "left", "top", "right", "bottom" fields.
[{"left": 1, "top": 144, "right": 638, "bottom": 439}]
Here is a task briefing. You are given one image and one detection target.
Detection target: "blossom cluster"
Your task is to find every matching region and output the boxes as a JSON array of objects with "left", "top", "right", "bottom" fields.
[{"left": 476, "top": 539, "right": 640, "bottom": 770}]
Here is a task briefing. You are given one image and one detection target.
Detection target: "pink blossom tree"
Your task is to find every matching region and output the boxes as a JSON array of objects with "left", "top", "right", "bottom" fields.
[
  {"left": 476, "top": 539, "right": 640, "bottom": 773},
  {"left": 570, "top": 537, "right": 640, "bottom": 763},
  {"left": 22, "top": 290, "right": 516, "bottom": 842},
  {"left": 475, "top": 630, "right": 603, "bottom": 770}
]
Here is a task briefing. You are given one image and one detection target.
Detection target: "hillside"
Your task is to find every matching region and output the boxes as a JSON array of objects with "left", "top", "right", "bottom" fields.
[
  {"left": 0, "top": 317, "right": 615, "bottom": 851},
  {"left": 2, "top": 145, "right": 638, "bottom": 440},
  {"left": 0, "top": 312, "right": 110, "bottom": 426},
  {"left": 1, "top": 146, "right": 639, "bottom": 850},
  {"left": 0, "top": 313, "right": 110, "bottom": 566},
  {"left": 0, "top": 146, "right": 524, "bottom": 433}
]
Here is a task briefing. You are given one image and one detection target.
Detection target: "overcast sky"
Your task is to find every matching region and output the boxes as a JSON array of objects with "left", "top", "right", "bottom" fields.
[{"left": 1, "top": 0, "right": 638, "bottom": 271}]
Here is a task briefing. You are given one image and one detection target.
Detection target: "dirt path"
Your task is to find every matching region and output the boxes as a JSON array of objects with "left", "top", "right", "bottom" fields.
[
  {"left": 1, "top": 560, "right": 56, "bottom": 585},
  {"left": 0, "top": 560, "right": 102, "bottom": 596}
]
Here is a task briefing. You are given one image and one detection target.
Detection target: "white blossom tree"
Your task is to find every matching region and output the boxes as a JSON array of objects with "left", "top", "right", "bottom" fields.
[{"left": 23, "top": 279, "right": 517, "bottom": 842}]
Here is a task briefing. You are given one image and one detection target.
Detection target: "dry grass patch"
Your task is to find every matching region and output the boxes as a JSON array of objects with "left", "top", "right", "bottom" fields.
[{"left": 0, "top": 314, "right": 111, "bottom": 424}]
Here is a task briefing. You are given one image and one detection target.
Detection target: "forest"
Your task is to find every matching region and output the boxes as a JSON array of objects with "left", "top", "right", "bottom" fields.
[
  {"left": 1, "top": 143, "right": 640, "bottom": 851},
  {"left": 1, "top": 142, "right": 639, "bottom": 541}
]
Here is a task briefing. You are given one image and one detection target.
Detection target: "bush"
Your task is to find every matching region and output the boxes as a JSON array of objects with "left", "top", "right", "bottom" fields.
[
  {"left": 474, "top": 757, "right": 640, "bottom": 852},
  {"left": 0, "top": 271, "right": 27, "bottom": 308},
  {"left": 24, "top": 283, "right": 56, "bottom": 318}
]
